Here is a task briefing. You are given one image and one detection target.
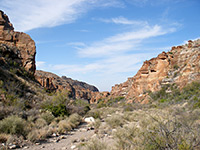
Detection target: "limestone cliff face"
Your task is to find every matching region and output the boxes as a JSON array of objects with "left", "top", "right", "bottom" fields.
[
  {"left": 0, "top": 10, "right": 36, "bottom": 74},
  {"left": 110, "top": 39, "right": 200, "bottom": 103},
  {"left": 35, "top": 70, "right": 99, "bottom": 100}
]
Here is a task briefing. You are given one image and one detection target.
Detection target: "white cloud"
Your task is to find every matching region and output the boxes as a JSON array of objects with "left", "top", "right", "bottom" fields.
[
  {"left": 46, "top": 53, "right": 153, "bottom": 75},
  {"left": 0, "top": 0, "right": 123, "bottom": 31},
  {"left": 51, "top": 63, "right": 104, "bottom": 74},
  {"left": 98, "top": 16, "right": 147, "bottom": 25},
  {"left": 77, "top": 24, "right": 173, "bottom": 58},
  {"left": 106, "top": 25, "right": 166, "bottom": 42}
]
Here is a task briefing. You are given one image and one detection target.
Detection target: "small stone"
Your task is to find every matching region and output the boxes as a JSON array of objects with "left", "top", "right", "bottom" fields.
[
  {"left": 71, "top": 145, "right": 76, "bottom": 149},
  {"left": 23, "top": 146, "right": 29, "bottom": 149},
  {"left": 52, "top": 133, "right": 57, "bottom": 137},
  {"left": 35, "top": 143, "right": 40, "bottom": 145},
  {"left": 9, "top": 144, "right": 17, "bottom": 149}
]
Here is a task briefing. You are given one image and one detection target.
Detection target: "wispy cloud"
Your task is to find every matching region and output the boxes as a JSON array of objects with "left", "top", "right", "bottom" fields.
[
  {"left": 97, "top": 16, "right": 147, "bottom": 25},
  {"left": 44, "top": 53, "right": 153, "bottom": 75},
  {"left": 77, "top": 24, "right": 174, "bottom": 58},
  {"left": 0, "top": 0, "right": 123, "bottom": 31}
]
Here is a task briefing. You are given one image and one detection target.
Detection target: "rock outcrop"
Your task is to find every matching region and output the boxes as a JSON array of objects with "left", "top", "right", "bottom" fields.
[
  {"left": 35, "top": 70, "right": 99, "bottom": 100},
  {"left": 0, "top": 10, "right": 36, "bottom": 74},
  {"left": 110, "top": 39, "right": 200, "bottom": 103}
]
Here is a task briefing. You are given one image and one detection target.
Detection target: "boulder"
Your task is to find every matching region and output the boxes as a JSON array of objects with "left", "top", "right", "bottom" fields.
[{"left": 84, "top": 117, "right": 95, "bottom": 124}]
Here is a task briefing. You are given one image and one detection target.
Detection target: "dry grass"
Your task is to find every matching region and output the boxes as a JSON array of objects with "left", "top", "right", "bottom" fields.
[
  {"left": 27, "top": 126, "right": 53, "bottom": 142},
  {"left": 35, "top": 118, "right": 47, "bottom": 129},
  {"left": 79, "top": 138, "right": 109, "bottom": 150}
]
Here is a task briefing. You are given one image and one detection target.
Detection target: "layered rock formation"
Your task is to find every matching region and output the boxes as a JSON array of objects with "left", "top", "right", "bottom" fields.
[
  {"left": 35, "top": 70, "right": 99, "bottom": 100},
  {"left": 0, "top": 10, "right": 36, "bottom": 74},
  {"left": 110, "top": 39, "right": 200, "bottom": 103}
]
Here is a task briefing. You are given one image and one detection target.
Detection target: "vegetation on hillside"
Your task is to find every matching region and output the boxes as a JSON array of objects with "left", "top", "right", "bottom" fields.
[
  {"left": 79, "top": 81, "right": 200, "bottom": 150},
  {"left": 0, "top": 47, "right": 200, "bottom": 150}
]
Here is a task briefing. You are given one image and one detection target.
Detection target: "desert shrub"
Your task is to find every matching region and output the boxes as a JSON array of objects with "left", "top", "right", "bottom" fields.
[
  {"left": 149, "top": 81, "right": 200, "bottom": 108},
  {"left": 143, "top": 116, "right": 200, "bottom": 150},
  {"left": 80, "top": 138, "right": 108, "bottom": 150},
  {"left": 114, "top": 125, "right": 139, "bottom": 150},
  {"left": 123, "top": 104, "right": 134, "bottom": 112},
  {"left": 97, "top": 99, "right": 107, "bottom": 108},
  {"left": 58, "top": 120, "right": 72, "bottom": 134},
  {"left": 149, "top": 85, "right": 169, "bottom": 101},
  {"left": 45, "top": 104, "right": 69, "bottom": 117},
  {"left": 0, "top": 106, "right": 14, "bottom": 120},
  {"left": 105, "top": 115, "right": 125, "bottom": 128},
  {"left": 70, "top": 99, "right": 91, "bottom": 115},
  {"left": 0, "top": 115, "right": 27, "bottom": 136},
  {"left": 159, "top": 98, "right": 168, "bottom": 103},
  {"left": 68, "top": 113, "right": 82, "bottom": 128},
  {"left": 86, "top": 109, "right": 102, "bottom": 119},
  {"left": 41, "top": 90, "right": 71, "bottom": 117},
  {"left": 73, "top": 99, "right": 89, "bottom": 107},
  {"left": 52, "top": 90, "right": 70, "bottom": 104},
  {"left": 27, "top": 127, "right": 52, "bottom": 142},
  {"left": 40, "top": 111, "right": 55, "bottom": 125},
  {"left": 35, "top": 118, "right": 47, "bottom": 129},
  {"left": 66, "top": 105, "right": 90, "bottom": 116},
  {"left": 57, "top": 114, "right": 82, "bottom": 134},
  {"left": 97, "top": 97, "right": 125, "bottom": 108},
  {"left": 93, "top": 118, "right": 101, "bottom": 130}
]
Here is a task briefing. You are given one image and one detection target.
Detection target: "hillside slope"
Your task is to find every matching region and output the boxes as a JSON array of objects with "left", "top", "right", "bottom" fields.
[
  {"left": 110, "top": 39, "right": 200, "bottom": 103},
  {"left": 35, "top": 70, "right": 99, "bottom": 100}
]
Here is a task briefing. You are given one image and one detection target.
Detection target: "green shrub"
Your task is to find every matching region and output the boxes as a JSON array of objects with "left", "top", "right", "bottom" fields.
[
  {"left": 159, "top": 98, "right": 168, "bottom": 103},
  {"left": 0, "top": 115, "right": 27, "bottom": 136},
  {"left": 97, "top": 99, "right": 106, "bottom": 108},
  {"left": 40, "top": 111, "right": 55, "bottom": 125},
  {"left": 45, "top": 104, "right": 69, "bottom": 117}
]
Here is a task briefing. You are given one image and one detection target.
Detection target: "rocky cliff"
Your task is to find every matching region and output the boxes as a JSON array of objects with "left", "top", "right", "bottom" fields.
[
  {"left": 110, "top": 39, "right": 200, "bottom": 103},
  {"left": 0, "top": 10, "right": 100, "bottom": 102},
  {"left": 35, "top": 70, "right": 99, "bottom": 100},
  {"left": 0, "top": 10, "right": 36, "bottom": 74}
]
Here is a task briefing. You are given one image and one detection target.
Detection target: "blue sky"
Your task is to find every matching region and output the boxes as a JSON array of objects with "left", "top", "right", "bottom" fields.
[{"left": 0, "top": 0, "right": 200, "bottom": 91}]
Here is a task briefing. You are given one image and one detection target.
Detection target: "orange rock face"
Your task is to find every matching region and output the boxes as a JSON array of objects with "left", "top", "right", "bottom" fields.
[
  {"left": 110, "top": 39, "right": 200, "bottom": 102},
  {"left": 35, "top": 70, "right": 99, "bottom": 100},
  {"left": 0, "top": 10, "right": 36, "bottom": 74}
]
